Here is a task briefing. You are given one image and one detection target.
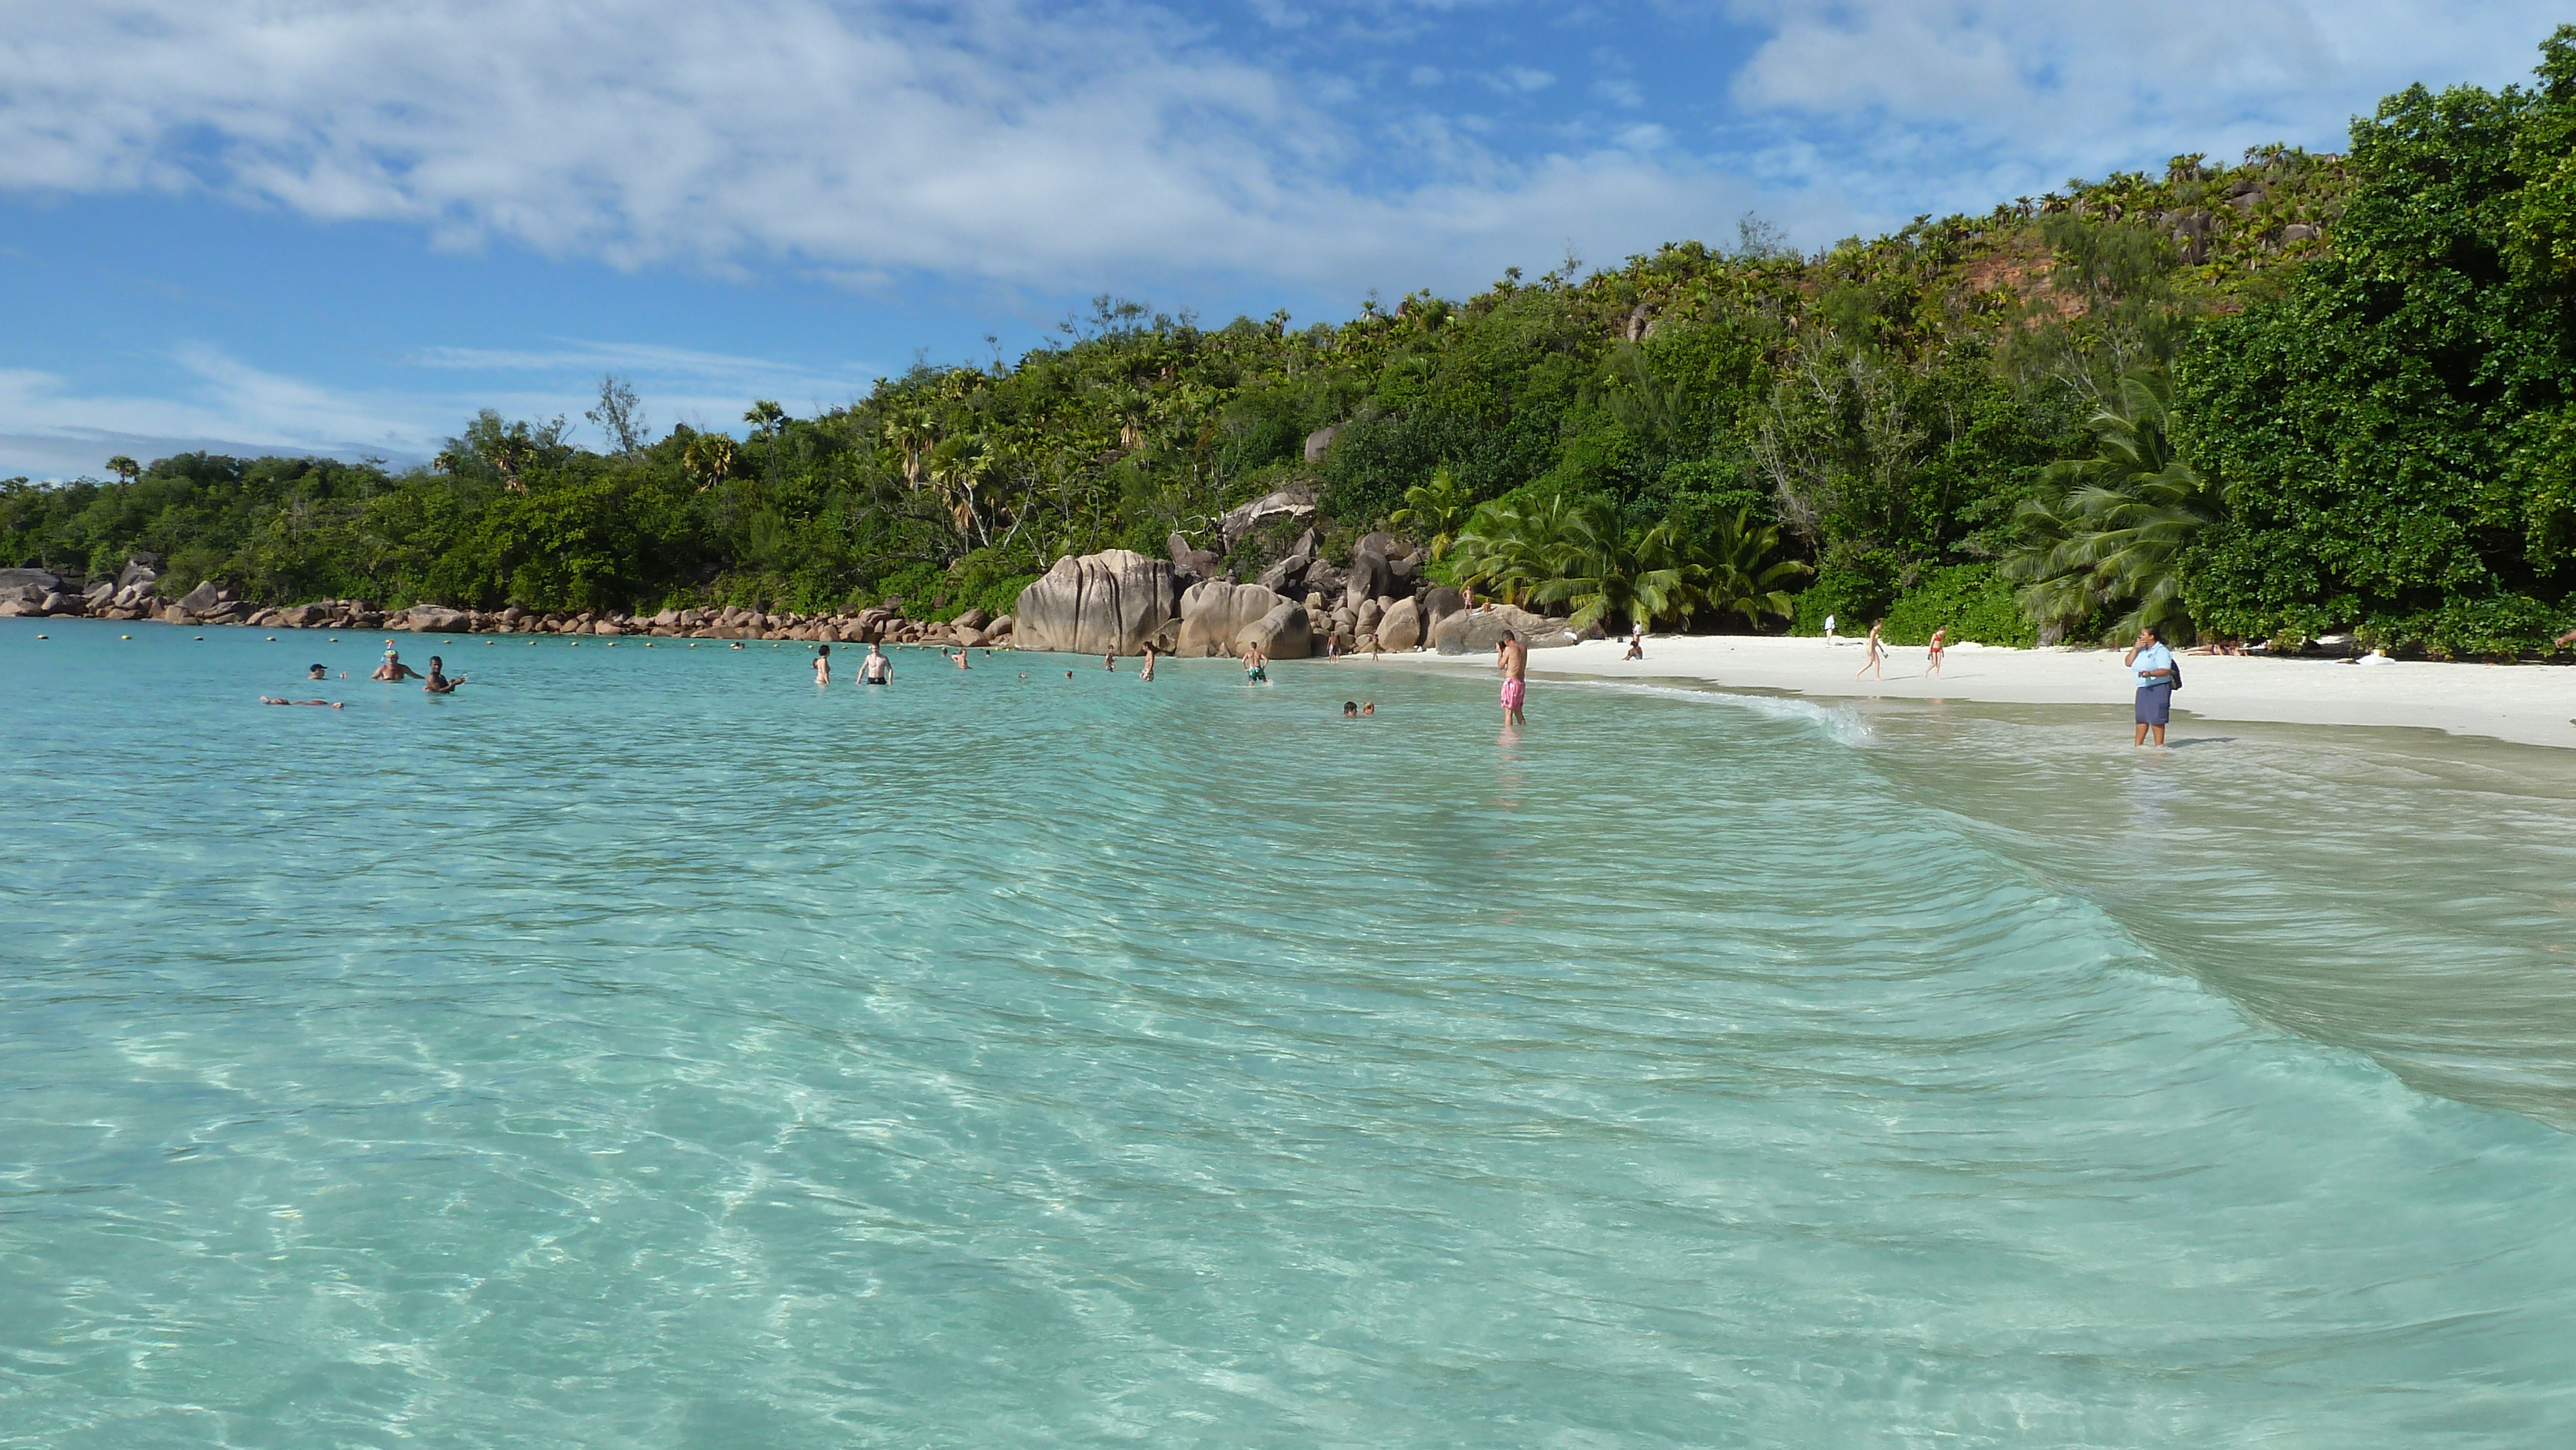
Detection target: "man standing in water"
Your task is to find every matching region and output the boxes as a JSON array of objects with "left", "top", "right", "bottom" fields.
[
  {"left": 1497, "top": 629, "right": 1528, "bottom": 727},
  {"left": 862, "top": 643, "right": 892, "bottom": 685},
  {"left": 422, "top": 656, "right": 466, "bottom": 693},
  {"left": 2126, "top": 624, "right": 2176, "bottom": 746}
]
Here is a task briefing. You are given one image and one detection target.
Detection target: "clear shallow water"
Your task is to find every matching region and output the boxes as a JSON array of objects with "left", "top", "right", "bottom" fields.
[{"left": 5, "top": 620, "right": 2575, "bottom": 1447}]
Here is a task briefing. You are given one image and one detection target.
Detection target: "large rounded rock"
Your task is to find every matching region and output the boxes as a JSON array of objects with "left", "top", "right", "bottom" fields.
[
  {"left": 176, "top": 580, "right": 224, "bottom": 614},
  {"left": 403, "top": 605, "right": 473, "bottom": 632},
  {"left": 1243, "top": 601, "right": 1312, "bottom": 659},
  {"left": 1377, "top": 597, "right": 1422, "bottom": 650},
  {"left": 1421, "top": 587, "right": 1466, "bottom": 636},
  {"left": 1011, "top": 549, "right": 1178, "bottom": 655},
  {"left": 1175, "top": 580, "right": 1283, "bottom": 655},
  {"left": 1433, "top": 604, "right": 1575, "bottom": 654}
]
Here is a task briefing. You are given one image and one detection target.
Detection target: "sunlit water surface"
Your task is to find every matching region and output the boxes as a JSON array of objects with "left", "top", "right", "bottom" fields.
[{"left": 6, "top": 620, "right": 2576, "bottom": 1447}]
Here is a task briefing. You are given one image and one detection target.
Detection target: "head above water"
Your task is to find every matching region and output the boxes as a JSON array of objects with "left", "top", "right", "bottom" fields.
[
  {"left": 308, "top": 664, "right": 326, "bottom": 677},
  {"left": 1342, "top": 701, "right": 1358, "bottom": 717},
  {"left": 428, "top": 656, "right": 443, "bottom": 670},
  {"left": 816, "top": 644, "right": 829, "bottom": 656}
]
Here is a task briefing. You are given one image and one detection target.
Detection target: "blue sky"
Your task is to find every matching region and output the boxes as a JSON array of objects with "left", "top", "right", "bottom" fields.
[{"left": 1, "top": 0, "right": 2565, "bottom": 478}]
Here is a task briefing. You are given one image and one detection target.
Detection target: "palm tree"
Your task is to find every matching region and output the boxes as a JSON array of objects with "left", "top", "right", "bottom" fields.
[
  {"left": 1450, "top": 491, "right": 1589, "bottom": 606},
  {"left": 743, "top": 400, "right": 786, "bottom": 438},
  {"left": 1390, "top": 465, "right": 1474, "bottom": 560},
  {"left": 1674, "top": 511, "right": 1808, "bottom": 629},
  {"left": 105, "top": 455, "right": 140, "bottom": 485},
  {"left": 2001, "top": 368, "right": 2226, "bottom": 641},
  {"left": 1530, "top": 498, "right": 1685, "bottom": 634},
  {"left": 683, "top": 433, "right": 736, "bottom": 491}
]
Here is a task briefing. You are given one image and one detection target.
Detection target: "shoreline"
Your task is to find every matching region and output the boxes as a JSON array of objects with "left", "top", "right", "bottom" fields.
[{"left": 1360, "top": 634, "right": 2576, "bottom": 750}]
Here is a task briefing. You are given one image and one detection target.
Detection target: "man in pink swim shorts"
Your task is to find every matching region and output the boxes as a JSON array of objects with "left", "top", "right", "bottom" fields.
[{"left": 1496, "top": 629, "right": 1528, "bottom": 726}]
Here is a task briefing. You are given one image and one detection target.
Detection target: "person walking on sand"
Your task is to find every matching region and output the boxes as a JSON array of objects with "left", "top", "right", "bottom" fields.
[
  {"left": 1498, "top": 629, "right": 1528, "bottom": 727},
  {"left": 1824, "top": 612, "right": 1837, "bottom": 645},
  {"left": 813, "top": 645, "right": 831, "bottom": 684},
  {"left": 2126, "top": 625, "right": 2177, "bottom": 746},
  {"left": 1923, "top": 626, "right": 1947, "bottom": 678},
  {"left": 1855, "top": 622, "right": 1885, "bottom": 680},
  {"left": 862, "top": 643, "right": 892, "bottom": 685}
]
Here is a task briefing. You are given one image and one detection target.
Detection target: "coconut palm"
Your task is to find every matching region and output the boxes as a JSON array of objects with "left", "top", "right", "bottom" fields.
[
  {"left": 105, "top": 455, "right": 140, "bottom": 485},
  {"left": 1673, "top": 511, "right": 1808, "bottom": 628},
  {"left": 1450, "top": 491, "right": 1589, "bottom": 606},
  {"left": 1530, "top": 498, "right": 1686, "bottom": 634},
  {"left": 1390, "top": 465, "right": 1474, "bottom": 560},
  {"left": 2001, "top": 368, "right": 2226, "bottom": 640}
]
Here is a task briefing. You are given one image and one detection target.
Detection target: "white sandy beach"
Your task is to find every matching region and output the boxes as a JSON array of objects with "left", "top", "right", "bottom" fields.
[{"left": 1369, "top": 634, "right": 2576, "bottom": 749}]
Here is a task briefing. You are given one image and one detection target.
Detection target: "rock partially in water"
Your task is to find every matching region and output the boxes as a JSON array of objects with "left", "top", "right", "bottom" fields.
[
  {"left": 1243, "top": 600, "right": 1313, "bottom": 659},
  {"left": 1012, "top": 550, "right": 1178, "bottom": 655},
  {"left": 1175, "top": 580, "right": 1283, "bottom": 655}
]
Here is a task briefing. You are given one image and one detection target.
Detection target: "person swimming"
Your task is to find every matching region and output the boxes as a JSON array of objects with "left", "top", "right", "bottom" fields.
[
  {"left": 307, "top": 663, "right": 328, "bottom": 681},
  {"left": 1342, "top": 700, "right": 1358, "bottom": 717},
  {"left": 261, "top": 697, "right": 344, "bottom": 708},
  {"left": 813, "top": 645, "right": 832, "bottom": 684},
  {"left": 422, "top": 656, "right": 466, "bottom": 693},
  {"left": 1360, "top": 701, "right": 1375, "bottom": 716}
]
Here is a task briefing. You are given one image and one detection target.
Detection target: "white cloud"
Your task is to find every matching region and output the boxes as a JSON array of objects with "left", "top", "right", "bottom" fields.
[
  {"left": 1719, "top": 0, "right": 2570, "bottom": 210},
  {"left": 0, "top": 339, "right": 888, "bottom": 478},
  {"left": 0, "top": 0, "right": 1756, "bottom": 302}
]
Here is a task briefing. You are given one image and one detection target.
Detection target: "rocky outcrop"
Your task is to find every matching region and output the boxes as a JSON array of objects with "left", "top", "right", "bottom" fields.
[
  {"left": 1343, "top": 549, "right": 1395, "bottom": 611},
  {"left": 1243, "top": 601, "right": 1313, "bottom": 659},
  {"left": 1173, "top": 581, "right": 1285, "bottom": 655},
  {"left": 1217, "top": 485, "right": 1318, "bottom": 544},
  {"left": 1166, "top": 532, "right": 1222, "bottom": 584},
  {"left": 1011, "top": 549, "right": 1178, "bottom": 654},
  {"left": 1302, "top": 426, "right": 1340, "bottom": 464},
  {"left": 1432, "top": 604, "right": 1576, "bottom": 654},
  {"left": 176, "top": 580, "right": 224, "bottom": 614}
]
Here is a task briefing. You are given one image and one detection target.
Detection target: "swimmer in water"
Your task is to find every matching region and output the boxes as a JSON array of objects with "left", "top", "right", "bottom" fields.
[
  {"left": 1342, "top": 701, "right": 1358, "bottom": 717},
  {"left": 862, "top": 644, "right": 891, "bottom": 684},
  {"left": 422, "top": 656, "right": 466, "bottom": 693},
  {"left": 951, "top": 648, "right": 971, "bottom": 670},
  {"left": 1140, "top": 641, "right": 1157, "bottom": 681},
  {"left": 1361, "top": 701, "right": 1375, "bottom": 716},
  {"left": 261, "top": 697, "right": 344, "bottom": 708},
  {"left": 372, "top": 650, "right": 422, "bottom": 683},
  {"left": 1242, "top": 642, "right": 1268, "bottom": 683},
  {"left": 307, "top": 663, "right": 328, "bottom": 681},
  {"left": 813, "top": 645, "right": 831, "bottom": 684}
]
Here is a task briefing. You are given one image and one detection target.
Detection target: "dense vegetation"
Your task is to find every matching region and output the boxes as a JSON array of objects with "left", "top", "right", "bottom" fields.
[{"left": 6, "top": 27, "right": 2572, "bottom": 656}]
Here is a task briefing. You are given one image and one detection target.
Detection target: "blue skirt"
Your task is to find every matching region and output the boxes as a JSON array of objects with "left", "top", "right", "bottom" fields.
[{"left": 2135, "top": 681, "right": 2174, "bottom": 726}]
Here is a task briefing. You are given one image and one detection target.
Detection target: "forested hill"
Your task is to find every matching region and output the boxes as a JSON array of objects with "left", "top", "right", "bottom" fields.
[{"left": 7, "top": 26, "right": 2574, "bottom": 657}]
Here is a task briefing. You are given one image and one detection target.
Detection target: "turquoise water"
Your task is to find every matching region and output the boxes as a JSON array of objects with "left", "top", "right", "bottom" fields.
[{"left": 5, "top": 619, "right": 2575, "bottom": 1447}]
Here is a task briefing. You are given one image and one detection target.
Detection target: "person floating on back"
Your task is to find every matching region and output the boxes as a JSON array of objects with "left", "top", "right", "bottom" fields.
[{"left": 261, "top": 697, "right": 343, "bottom": 708}]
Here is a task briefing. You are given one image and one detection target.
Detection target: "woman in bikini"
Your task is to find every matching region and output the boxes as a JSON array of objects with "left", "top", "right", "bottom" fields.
[{"left": 1855, "top": 621, "right": 1886, "bottom": 681}]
